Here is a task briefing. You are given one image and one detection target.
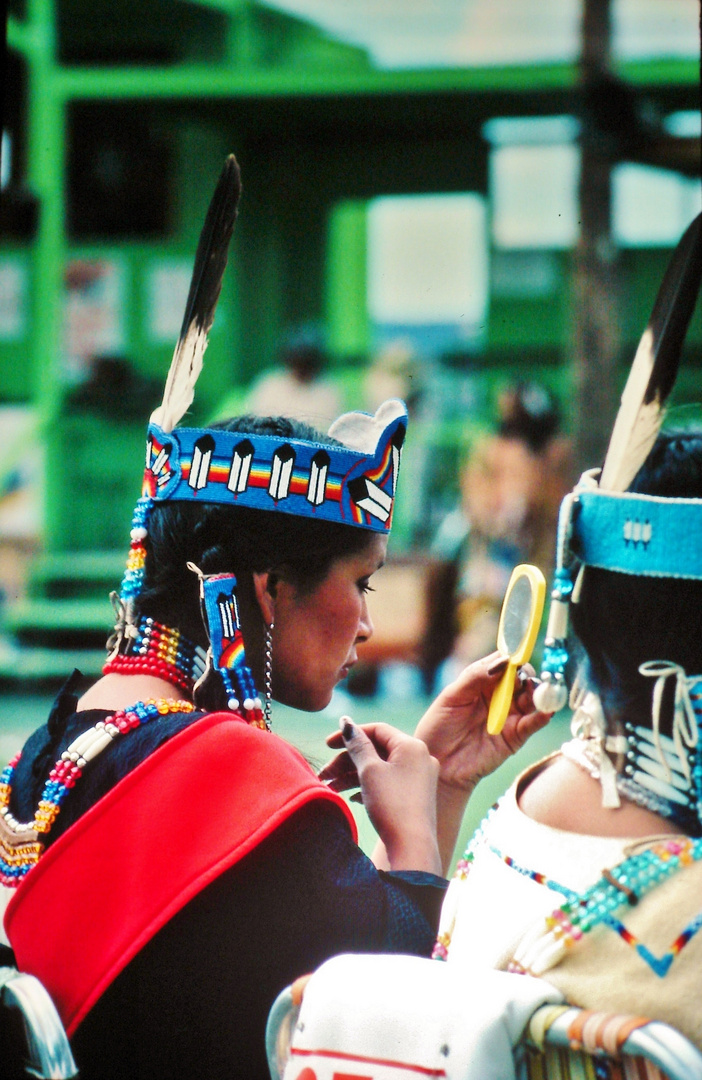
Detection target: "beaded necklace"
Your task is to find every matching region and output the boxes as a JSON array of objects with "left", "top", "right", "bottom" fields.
[
  {"left": 0, "top": 697, "right": 194, "bottom": 888},
  {"left": 433, "top": 800, "right": 702, "bottom": 978},
  {"left": 103, "top": 617, "right": 208, "bottom": 697}
]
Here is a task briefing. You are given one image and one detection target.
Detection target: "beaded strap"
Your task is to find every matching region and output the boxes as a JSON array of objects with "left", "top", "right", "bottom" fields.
[
  {"left": 434, "top": 801, "right": 702, "bottom": 978},
  {"left": 506, "top": 833, "right": 702, "bottom": 978},
  {"left": 0, "top": 698, "right": 194, "bottom": 887}
]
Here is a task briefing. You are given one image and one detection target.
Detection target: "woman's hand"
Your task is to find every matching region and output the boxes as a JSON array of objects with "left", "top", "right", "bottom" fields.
[
  {"left": 412, "top": 651, "right": 553, "bottom": 871},
  {"left": 319, "top": 718, "right": 441, "bottom": 875},
  {"left": 415, "top": 651, "right": 551, "bottom": 794}
]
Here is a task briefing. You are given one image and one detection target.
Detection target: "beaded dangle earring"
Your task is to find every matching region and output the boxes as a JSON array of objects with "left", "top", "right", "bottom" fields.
[
  {"left": 264, "top": 621, "right": 274, "bottom": 730},
  {"left": 533, "top": 490, "right": 580, "bottom": 715},
  {"left": 189, "top": 565, "right": 268, "bottom": 731}
]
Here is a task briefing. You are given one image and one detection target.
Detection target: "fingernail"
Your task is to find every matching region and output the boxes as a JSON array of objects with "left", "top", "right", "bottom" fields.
[
  {"left": 487, "top": 657, "right": 509, "bottom": 676},
  {"left": 339, "top": 715, "right": 355, "bottom": 741}
]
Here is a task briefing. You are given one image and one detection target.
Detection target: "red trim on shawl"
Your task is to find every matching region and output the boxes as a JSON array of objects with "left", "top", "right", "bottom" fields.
[{"left": 5, "top": 712, "right": 356, "bottom": 1037}]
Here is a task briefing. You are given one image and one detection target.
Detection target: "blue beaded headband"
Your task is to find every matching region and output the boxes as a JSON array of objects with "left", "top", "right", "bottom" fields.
[
  {"left": 111, "top": 153, "right": 409, "bottom": 630},
  {"left": 534, "top": 472, "right": 702, "bottom": 714},
  {"left": 143, "top": 399, "right": 407, "bottom": 533},
  {"left": 534, "top": 211, "right": 702, "bottom": 715}
]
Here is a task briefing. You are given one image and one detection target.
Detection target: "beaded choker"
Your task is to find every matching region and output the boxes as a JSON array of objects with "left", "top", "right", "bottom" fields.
[
  {"left": 104, "top": 617, "right": 208, "bottom": 697},
  {"left": 563, "top": 668, "right": 702, "bottom": 835},
  {"left": 0, "top": 698, "right": 194, "bottom": 888}
]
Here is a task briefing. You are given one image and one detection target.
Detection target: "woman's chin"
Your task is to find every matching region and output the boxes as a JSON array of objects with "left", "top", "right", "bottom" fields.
[{"left": 274, "top": 686, "right": 334, "bottom": 714}]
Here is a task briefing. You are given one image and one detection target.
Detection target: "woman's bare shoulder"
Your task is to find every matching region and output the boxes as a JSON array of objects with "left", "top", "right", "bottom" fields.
[{"left": 517, "top": 753, "right": 682, "bottom": 839}]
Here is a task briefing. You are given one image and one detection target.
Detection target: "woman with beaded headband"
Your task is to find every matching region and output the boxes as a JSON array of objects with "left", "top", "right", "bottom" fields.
[
  {"left": 0, "top": 157, "right": 549, "bottom": 1080},
  {"left": 430, "top": 213, "right": 702, "bottom": 1053}
]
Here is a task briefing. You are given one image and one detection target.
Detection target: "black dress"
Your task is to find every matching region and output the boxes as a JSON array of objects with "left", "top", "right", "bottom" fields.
[{"left": 7, "top": 673, "right": 447, "bottom": 1079}]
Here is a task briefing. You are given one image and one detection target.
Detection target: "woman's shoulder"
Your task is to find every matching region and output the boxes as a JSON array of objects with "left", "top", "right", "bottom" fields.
[{"left": 514, "top": 750, "right": 683, "bottom": 843}]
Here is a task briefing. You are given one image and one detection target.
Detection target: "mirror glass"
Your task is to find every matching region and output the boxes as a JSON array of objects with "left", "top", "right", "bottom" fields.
[{"left": 498, "top": 573, "right": 534, "bottom": 655}]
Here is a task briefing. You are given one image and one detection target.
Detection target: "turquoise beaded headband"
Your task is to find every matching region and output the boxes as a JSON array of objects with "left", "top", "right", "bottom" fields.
[
  {"left": 534, "top": 472, "right": 702, "bottom": 714},
  {"left": 573, "top": 484, "right": 702, "bottom": 580}
]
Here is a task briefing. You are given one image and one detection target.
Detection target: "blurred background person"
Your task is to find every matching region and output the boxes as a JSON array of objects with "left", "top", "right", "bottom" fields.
[
  {"left": 429, "top": 382, "right": 573, "bottom": 686},
  {"left": 245, "top": 327, "right": 343, "bottom": 429}
]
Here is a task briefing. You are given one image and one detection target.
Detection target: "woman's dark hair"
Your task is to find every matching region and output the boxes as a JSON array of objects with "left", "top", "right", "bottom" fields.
[
  {"left": 137, "top": 415, "right": 375, "bottom": 646},
  {"left": 570, "top": 430, "right": 702, "bottom": 734}
]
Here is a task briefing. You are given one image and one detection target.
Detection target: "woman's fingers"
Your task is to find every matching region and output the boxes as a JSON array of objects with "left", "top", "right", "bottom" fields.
[{"left": 317, "top": 748, "right": 360, "bottom": 792}]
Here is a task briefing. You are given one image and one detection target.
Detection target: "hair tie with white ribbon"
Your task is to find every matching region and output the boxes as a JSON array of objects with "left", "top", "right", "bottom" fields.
[{"left": 638, "top": 661, "right": 699, "bottom": 783}]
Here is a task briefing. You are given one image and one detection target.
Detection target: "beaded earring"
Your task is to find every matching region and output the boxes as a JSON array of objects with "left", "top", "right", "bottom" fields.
[
  {"left": 533, "top": 490, "right": 580, "bottom": 714},
  {"left": 106, "top": 495, "right": 155, "bottom": 657},
  {"left": 189, "top": 565, "right": 267, "bottom": 731},
  {"left": 264, "top": 621, "right": 274, "bottom": 731}
]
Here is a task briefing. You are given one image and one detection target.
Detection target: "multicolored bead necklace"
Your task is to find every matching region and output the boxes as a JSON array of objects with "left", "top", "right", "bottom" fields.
[
  {"left": 103, "top": 616, "right": 208, "bottom": 697},
  {"left": 507, "top": 833, "right": 702, "bottom": 978},
  {"left": 433, "top": 801, "right": 702, "bottom": 978},
  {"left": 0, "top": 697, "right": 194, "bottom": 888}
]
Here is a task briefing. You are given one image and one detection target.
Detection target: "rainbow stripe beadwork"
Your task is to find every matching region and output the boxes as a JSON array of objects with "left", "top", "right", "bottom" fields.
[
  {"left": 505, "top": 832, "right": 702, "bottom": 978},
  {"left": 103, "top": 617, "right": 208, "bottom": 696},
  {"left": 119, "top": 496, "right": 153, "bottom": 606},
  {"left": 0, "top": 698, "right": 194, "bottom": 888}
]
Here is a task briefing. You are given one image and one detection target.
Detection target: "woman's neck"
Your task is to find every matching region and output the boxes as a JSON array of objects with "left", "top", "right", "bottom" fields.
[
  {"left": 518, "top": 754, "right": 684, "bottom": 839},
  {"left": 77, "top": 672, "right": 192, "bottom": 713}
]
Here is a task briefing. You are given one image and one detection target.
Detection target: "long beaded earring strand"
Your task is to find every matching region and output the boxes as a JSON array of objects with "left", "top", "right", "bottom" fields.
[{"left": 264, "top": 622, "right": 274, "bottom": 731}]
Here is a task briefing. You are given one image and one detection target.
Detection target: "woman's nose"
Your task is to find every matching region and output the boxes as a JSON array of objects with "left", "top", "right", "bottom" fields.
[{"left": 357, "top": 595, "right": 374, "bottom": 642}]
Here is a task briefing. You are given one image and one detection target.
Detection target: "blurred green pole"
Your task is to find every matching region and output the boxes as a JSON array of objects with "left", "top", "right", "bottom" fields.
[
  {"left": 572, "top": 0, "right": 619, "bottom": 475},
  {"left": 326, "top": 200, "right": 370, "bottom": 364},
  {"left": 25, "top": 0, "right": 65, "bottom": 550}
]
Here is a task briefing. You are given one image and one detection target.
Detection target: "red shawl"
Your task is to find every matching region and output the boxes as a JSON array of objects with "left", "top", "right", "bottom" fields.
[{"left": 5, "top": 712, "right": 356, "bottom": 1036}]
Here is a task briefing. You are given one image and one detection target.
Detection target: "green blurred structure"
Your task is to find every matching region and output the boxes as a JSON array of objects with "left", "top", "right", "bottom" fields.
[{"left": 0, "top": 0, "right": 700, "bottom": 678}]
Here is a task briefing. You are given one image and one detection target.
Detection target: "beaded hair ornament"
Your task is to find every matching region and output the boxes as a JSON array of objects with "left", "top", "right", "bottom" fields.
[
  {"left": 106, "top": 155, "right": 408, "bottom": 719},
  {"left": 533, "top": 211, "right": 702, "bottom": 831}
]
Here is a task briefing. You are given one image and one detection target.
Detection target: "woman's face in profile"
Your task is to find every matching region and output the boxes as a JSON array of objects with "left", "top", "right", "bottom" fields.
[{"left": 271, "top": 533, "right": 387, "bottom": 712}]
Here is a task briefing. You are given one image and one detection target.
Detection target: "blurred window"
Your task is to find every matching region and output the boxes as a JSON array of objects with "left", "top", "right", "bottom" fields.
[
  {"left": 486, "top": 116, "right": 580, "bottom": 251},
  {"left": 367, "top": 194, "right": 488, "bottom": 332},
  {"left": 613, "top": 162, "right": 702, "bottom": 247}
]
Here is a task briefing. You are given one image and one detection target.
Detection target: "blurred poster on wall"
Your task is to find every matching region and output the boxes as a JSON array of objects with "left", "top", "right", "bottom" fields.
[
  {"left": 0, "top": 258, "right": 28, "bottom": 340},
  {"left": 63, "top": 258, "right": 125, "bottom": 380},
  {"left": 0, "top": 406, "right": 43, "bottom": 602},
  {"left": 147, "top": 259, "right": 192, "bottom": 342}
]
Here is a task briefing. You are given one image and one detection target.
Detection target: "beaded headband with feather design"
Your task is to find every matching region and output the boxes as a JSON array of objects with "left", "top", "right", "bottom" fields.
[
  {"left": 142, "top": 153, "right": 407, "bottom": 532},
  {"left": 111, "top": 155, "right": 408, "bottom": 655},
  {"left": 534, "top": 211, "right": 702, "bottom": 714}
]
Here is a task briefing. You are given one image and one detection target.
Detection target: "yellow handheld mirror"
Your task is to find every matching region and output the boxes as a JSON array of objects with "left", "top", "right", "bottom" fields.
[{"left": 486, "top": 564, "right": 546, "bottom": 735}]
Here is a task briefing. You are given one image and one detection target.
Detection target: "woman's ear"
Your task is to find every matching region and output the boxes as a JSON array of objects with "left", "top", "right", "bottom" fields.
[{"left": 252, "top": 570, "right": 277, "bottom": 625}]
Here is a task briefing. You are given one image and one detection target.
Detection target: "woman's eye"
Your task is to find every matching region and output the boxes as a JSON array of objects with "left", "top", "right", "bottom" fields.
[{"left": 358, "top": 580, "right": 375, "bottom": 594}]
